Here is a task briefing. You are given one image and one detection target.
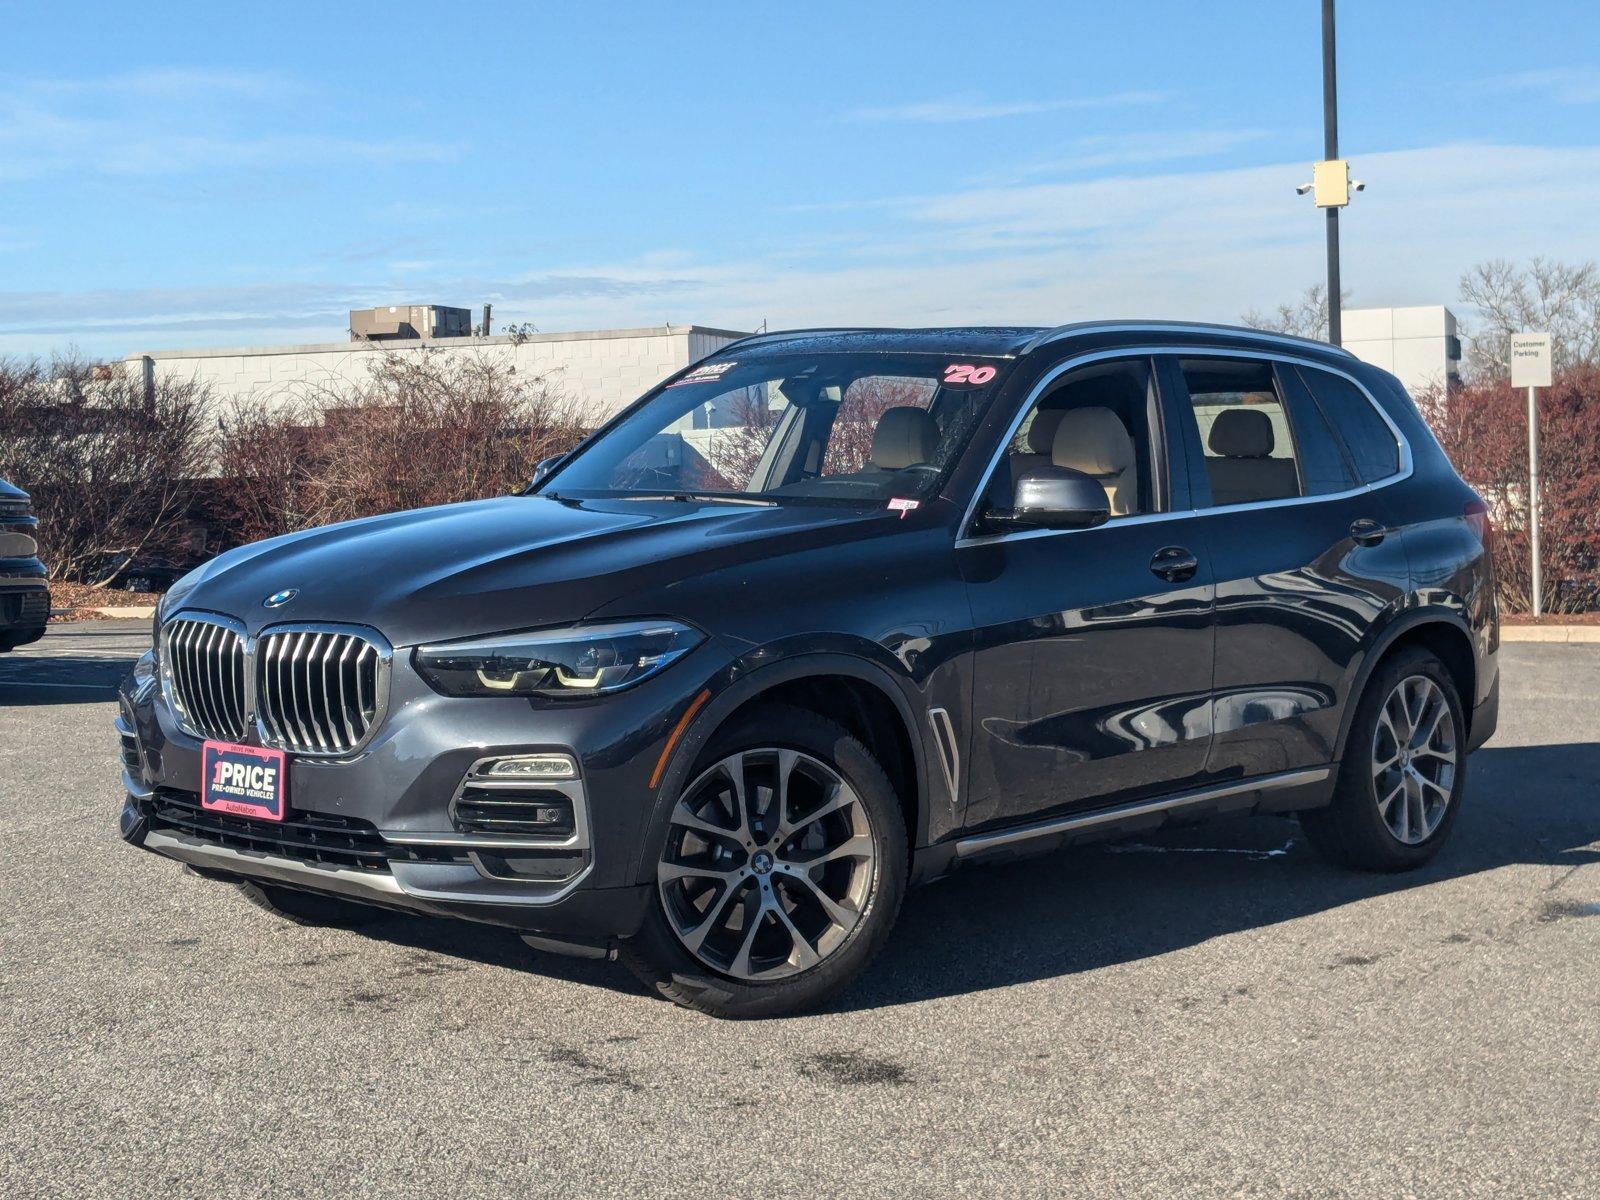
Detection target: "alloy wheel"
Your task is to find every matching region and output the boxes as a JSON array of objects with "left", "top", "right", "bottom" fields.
[
  {"left": 1371, "top": 674, "right": 1457, "bottom": 845},
  {"left": 657, "top": 748, "right": 877, "bottom": 981}
]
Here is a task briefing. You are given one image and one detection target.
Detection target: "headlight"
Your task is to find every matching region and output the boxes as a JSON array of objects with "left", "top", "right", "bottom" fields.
[{"left": 414, "top": 619, "right": 703, "bottom": 698}]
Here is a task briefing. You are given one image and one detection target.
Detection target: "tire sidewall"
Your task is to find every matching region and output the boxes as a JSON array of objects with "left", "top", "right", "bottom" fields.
[
  {"left": 1339, "top": 649, "right": 1468, "bottom": 867},
  {"left": 625, "top": 705, "right": 908, "bottom": 1018}
]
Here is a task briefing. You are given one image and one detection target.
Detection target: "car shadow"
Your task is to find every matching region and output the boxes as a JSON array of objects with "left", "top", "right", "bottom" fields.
[
  {"left": 0, "top": 655, "right": 137, "bottom": 706},
  {"left": 338, "top": 741, "right": 1600, "bottom": 1011}
]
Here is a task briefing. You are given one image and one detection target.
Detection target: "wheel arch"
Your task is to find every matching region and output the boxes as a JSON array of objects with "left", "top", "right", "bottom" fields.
[
  {"left": 629, "top": 652, "right": 930, "bottom": 886},
  {"left": 1334, "top": 609, "right": 1477, "bottom": 759}
]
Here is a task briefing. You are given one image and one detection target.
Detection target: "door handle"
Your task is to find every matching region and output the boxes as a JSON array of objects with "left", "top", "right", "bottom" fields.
[
  {"left": 1149, "top": 546, "right": 1199, "bottom": 583},
  {"left": 1349, "top": 518, "right": 1391, "bottom": 546}
]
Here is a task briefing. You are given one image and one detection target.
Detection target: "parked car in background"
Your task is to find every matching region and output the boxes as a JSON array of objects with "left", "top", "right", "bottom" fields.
[
  {"left": 0, "top": 478, "right": 50, "bottom": 652},
  {"left": 117, "top": 322, "right": 1499, "bottom": 1017}
]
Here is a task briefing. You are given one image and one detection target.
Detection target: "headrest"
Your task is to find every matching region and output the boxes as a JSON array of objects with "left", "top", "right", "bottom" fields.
[
  {"left": 1052, "top": 407, "right": 1133, "bottom": 477},
  {"left": 870, "top": 406, "right": 938, "bottom": 470},
  {"left": 1208, "top": 408, "right": 1275, "bottom": 458},
  {"left": 1026, "top": 408, "right": 1066, "bottom": 454}
]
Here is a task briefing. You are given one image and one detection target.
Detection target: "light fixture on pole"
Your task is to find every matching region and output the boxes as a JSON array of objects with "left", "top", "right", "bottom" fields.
[{"left": 1294, "top": 0, "right": 1365, "bottom": 346}]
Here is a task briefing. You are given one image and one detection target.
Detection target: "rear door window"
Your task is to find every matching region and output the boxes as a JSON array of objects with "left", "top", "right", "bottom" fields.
[
  {"left": 1176, "top": 358, "right": 1302, "bottom": 506},
  {"left": 1275, "top": 365, "right": 1356, "bottom": 495},
  {"left": 1295, "top": 366, "right": 1401, "bottom": 483}
]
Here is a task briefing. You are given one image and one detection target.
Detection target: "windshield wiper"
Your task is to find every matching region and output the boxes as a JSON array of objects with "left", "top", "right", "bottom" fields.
[{"left": 610, "top": 491, "right": 778, "bottom": 507}]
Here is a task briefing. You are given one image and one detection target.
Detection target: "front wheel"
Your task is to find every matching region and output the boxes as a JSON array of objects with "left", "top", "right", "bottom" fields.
[
  {"left": 621, "top": 704, "right": 908, "bottom": 1018},
  {"left": 1302, "top": 647, "right": 1467, "bottom": 871}
]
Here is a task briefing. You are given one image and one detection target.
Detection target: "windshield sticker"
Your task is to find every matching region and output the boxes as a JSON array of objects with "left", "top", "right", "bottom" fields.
[
  {"left": 887, "top": 498, "right": 920, "bottom": 518},
  {"left": 942, "top": 363, "right": 997, "bottom": 387},
  {"left": 668, "top": 361, "right": 737, "bottom": 386}
]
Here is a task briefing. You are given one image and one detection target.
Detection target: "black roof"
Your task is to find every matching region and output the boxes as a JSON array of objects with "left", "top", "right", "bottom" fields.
[{"left": 720, "top": 321, "right": 1353, "bottom": 362}]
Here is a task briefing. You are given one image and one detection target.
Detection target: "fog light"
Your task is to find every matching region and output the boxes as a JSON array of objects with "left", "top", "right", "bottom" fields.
[{"left": 476, "top": 754, "right": 578, "bottom": 780}]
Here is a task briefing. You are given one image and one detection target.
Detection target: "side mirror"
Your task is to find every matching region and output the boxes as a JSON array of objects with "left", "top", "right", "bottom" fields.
[
  {"left": 529, "top": 455, "right": 562, "bottom": 489},
  {"left": 988, "top": 466, "right": 1110, "bottom": 531}
]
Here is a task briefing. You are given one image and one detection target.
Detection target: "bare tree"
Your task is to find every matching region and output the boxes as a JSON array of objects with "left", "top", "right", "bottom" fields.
[
  {"left": 1241, "top": 283, "right": 1348, "bottom": 342},
  {"left": 0, "top": 357, "right": 209, "bottom": 582},
  {"left": 215, "top": 348, "right": 586, "bottom": 541},
  {"left": 1458, "top": 257, "right": 1600, "bottom": 379}
]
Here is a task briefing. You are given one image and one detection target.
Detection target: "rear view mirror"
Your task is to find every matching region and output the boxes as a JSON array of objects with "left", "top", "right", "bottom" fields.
[{"left": 987, "top": 466, "right": 1110, "bottom": 532}]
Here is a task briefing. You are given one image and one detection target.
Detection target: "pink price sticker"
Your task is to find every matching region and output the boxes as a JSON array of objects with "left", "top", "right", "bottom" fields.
[
  {"left": 942, "top": 363, "right": 997, "bottom": 387},
  {"left": 887, "top": 498, "right": 920, "bottom": 518}
]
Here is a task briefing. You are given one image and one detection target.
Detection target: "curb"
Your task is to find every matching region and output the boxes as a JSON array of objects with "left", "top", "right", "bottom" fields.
[
  {"left": 92, "top": 605, "right": 157, "bottom": 619},
  {"left": 1499, "top": 625, "right": 1600, "bottom": 644}
]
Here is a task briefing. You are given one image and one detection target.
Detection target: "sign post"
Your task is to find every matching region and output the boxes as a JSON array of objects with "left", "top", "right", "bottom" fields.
[{"left": 1510, "top": 332, "right": 1553, "bottom": 616}]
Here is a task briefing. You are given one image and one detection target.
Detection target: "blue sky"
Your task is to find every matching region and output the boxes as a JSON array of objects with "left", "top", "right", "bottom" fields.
[{"left": 3, "top": 0, "right": 1599, "bottom": 358}]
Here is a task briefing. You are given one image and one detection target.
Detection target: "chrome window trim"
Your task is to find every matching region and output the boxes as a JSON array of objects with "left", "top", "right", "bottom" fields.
[
  {"left": 954, "top": 343, "right": 1412, "bottom": 549},
  {"left": 1018, "top": 320, "right": 1357, "bottom": 359}
]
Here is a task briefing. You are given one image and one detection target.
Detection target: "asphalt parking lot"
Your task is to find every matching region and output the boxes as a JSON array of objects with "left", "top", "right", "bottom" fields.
[{"left": 2, "top": 621, "right": 1596, "bottom": 1198}]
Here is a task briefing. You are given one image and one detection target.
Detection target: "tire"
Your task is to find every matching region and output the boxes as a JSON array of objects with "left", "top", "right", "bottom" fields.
[
  {"left": 230, "top": 878, "right": 389, "bottom": 928},
  {"left": 621, "top": 704, "right": 908, "bottom": 1018},
  {"left": 1301, "top": 647, "right": 1467, "bottom": 872}
]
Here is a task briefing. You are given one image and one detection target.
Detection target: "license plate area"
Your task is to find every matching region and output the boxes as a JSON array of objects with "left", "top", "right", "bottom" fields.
[{"left": 201, "top": 741, "right": 288, "bottom": 822}]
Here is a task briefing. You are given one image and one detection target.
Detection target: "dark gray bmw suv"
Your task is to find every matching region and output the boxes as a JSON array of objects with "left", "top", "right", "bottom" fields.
[{"left": 119, "top": 322, "right": 1499, "bottom": 1017}]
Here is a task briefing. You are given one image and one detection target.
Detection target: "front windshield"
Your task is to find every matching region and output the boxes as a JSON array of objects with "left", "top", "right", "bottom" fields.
[{"left": 540, "top": 351, "right": 1012, "bottom": 504}]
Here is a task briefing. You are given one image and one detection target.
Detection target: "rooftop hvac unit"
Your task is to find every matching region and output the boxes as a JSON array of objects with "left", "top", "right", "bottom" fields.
[{"left": 350, "top": 305, "right": 473, "bottom": 342}]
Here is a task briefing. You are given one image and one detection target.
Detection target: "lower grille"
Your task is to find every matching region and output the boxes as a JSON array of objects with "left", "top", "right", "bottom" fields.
[{"left": 146, "top": 788, "right": 392, "bottom": 872}]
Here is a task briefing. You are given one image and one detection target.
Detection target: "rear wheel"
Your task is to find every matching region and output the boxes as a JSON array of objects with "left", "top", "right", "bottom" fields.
[
  {"left": 1302, "top": 647, "right": 1466, "bottom": 871},
  {"left": 621, "top": 704, "right": 908, "bottom": 1018}
]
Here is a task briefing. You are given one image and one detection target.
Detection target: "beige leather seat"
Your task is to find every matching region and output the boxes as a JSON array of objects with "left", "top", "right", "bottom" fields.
[
  {"left": 1051, "top": 406, "right": 1138, "bottom": 515},
  {"left": 870, "top": 406, "right": 939, "bottom": 470},
  {"left": 1206, "top": 408, "right": 1298, "bottom": 505}
]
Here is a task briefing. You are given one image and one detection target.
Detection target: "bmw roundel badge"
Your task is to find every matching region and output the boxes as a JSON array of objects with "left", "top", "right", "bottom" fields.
[{"left": 263, "top": 588, "right": 299, "bottom": 608}]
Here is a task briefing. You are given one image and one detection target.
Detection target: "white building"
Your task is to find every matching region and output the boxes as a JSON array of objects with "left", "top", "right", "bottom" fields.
[
  {"left": 125, "top": 324, "right": 749, "bottom": 424},
  {"left": 1342, "top": 306, "right": 1462, "bottom": 396}
]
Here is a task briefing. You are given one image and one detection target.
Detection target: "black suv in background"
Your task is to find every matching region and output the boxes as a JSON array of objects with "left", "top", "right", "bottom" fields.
[
  {"left": 118, "top": 322, "right": 1499, "bottom": 1017},
  {"left": 0, "top": 478, "right": 49, "bottom": 652}
]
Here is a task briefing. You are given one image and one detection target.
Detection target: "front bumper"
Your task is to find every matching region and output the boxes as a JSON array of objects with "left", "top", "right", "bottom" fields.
[
  {"left": 0, "top": 579, "right": 50, "bottom": 649},
  {"left": 117, "top": 634, "right": 734, "bottom": 938}
]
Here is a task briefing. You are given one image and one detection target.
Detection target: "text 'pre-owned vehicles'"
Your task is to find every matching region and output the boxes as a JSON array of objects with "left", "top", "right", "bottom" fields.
[
  {"left": 118, "top": 322, "right": 1499, "bottom": 1017},
  {"left": 1, "top": 478, "right": 50, "bottom": 652}
]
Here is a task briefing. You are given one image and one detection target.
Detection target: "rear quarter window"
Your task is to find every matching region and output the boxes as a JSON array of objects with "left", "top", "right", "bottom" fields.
[{"left": 1297, "top": 366, "right": 1400, "bottom": 483}]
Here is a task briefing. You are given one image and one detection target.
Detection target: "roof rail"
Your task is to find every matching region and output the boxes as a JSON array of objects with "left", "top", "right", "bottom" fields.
[{"left": 1019, "top": 320, "right": 1355, "bottom": 358}]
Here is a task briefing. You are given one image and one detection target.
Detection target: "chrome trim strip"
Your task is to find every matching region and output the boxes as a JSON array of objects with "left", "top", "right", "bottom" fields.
[
  {"left": 927, "top": 707, "right": 961, "bottom": 806},
  {"left": 142, "top": 829, "right": 408, "bottom": 899},
  {"left": 122, "top": 767, "right": 155, "bottom": 801},
  {"left": 954, "top": 766, "right": 1331, "bottom": 857},
  {"left": 954, "top": 343, "right": 1413, "bottom": 550},
  {"left": 141, "top": 829, "right": 594, "bottom": 908},
  {"left": 1019, "top": 321, "right": 1356, "bottom": 358}
]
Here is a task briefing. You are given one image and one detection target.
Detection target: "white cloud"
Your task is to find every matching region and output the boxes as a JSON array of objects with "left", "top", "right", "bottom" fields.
[
  {"left": 6, "top": 142, "right": 1600, "bottom": 360},
  {"left": 848, "top": 91, "right": 1167, "bottom": 122},
  {"left": 0, "top": 69, "right": 460, "bottom": 181},
  {"left": 1489, "top": 67, "right": 1600, "bottom": 105}
]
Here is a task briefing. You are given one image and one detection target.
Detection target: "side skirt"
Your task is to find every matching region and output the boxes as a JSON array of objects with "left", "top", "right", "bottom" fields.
[{"left": 912, "top": 766, "right": 1333, "bottom": 881}]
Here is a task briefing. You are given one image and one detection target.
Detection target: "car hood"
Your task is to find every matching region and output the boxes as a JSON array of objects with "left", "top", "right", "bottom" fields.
[{"left": 171, "top": 495, "right": 894, "bottom": 645}]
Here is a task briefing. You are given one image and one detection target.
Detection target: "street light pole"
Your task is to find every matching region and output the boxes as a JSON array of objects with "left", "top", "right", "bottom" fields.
[{"left": 1321, "top": 0, "right": 1342, "bottom": 347}]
